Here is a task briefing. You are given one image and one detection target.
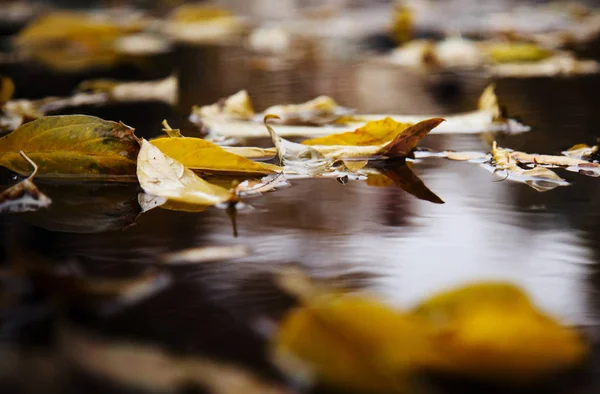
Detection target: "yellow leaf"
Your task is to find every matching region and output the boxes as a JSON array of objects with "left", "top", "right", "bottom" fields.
[
  {"left": 411, "top": 282, "right": 587, "bottom": 382},
  {"left": 274, "top": 293, "right": 444, "bottom": 393},
  {"left": 150, "top": 137, "right": 281, "bottom": 175},
  {"left": 0, "top": 75, "right": 15, "bottom": 106},
  {"left": 303, "top": 117, "right": 413, "bottom": 146},
  {"left": 0, "top": 115, "right": 139, "bottom": 179},
  {"left": 488, "top": 43, "right": 553, "bottom": 64},
  {"left": 137, "top": 139, "right": 234, "bottom": 206},
  {"left": 16, "top": 12, "right": 127, "bottom": 71},
  {"left": 169, "top": 4, "right": 233, "bottom": 23}
]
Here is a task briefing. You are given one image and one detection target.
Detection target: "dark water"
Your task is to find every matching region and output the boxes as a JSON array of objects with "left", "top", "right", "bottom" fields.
[{"left": 3, "top": 43, "right": 600, "bottom": 394}]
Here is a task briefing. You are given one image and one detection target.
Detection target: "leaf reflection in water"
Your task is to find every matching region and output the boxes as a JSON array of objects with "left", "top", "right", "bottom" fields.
[
  {"left": 366, "top": 163, "right": 444, "bottom": 204},
  {"left": 20, "top": 182, "right": 140, "bottom": 233}
]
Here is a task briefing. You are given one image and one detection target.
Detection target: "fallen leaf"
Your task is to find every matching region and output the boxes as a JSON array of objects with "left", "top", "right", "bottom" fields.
[
  {"left": 192, "top": 90, "right": 255, "bottom": 122},
  {"left": 264, "top": 115, "right": 336, "bottom": 177},
  {"left": 160, "top": 246, "right": 250, "bottom": 265},
  {"left": 137, "top": 139, "right": 235, "bottom": 207},
  {"left": 411, "top": 282, "right": 588, "bottom": 382},
  {"left": 233, "top": 172, "right": 289, "bottom": 197},
  {"left": 0, "top": 151, "right": 51, "bottom": 213},
  {"left": 0, "top": 75, "right": 15, "bottom": 106},
  {"left": 490, "top": 53, "right": 599, "bottom": 77},
  {"left": 562, "top": 143, "right": 598, "bottom": 159},
  {"left": 16, "top": 12, "right": 127, "bottom": 71},
  {"left": 379, "top": 118, "right": 445, "bottom": 158},
  {"left": 302, "top": 117, "right": 413, "bottom": 146},
  {"left": 273, "top": 292, "right": 443, "bottom": 393},
  {"left": 487, "top": 42, "right": 553, "bottom": 64},
  {"left": 150, "top": 136, "right": 282, "bottom": 176},
  {"left": 0, "top": 115, "right": 139, "bottom": 179},
  {"left": 263, "top": 96, "right": 355, "bottom": 126},
  {"left": 164, "top": 4, "right": 243, "bottom": 44},
  {"left": 193, "top": 85, "right": 529, "bottom": 138},
  {"left": 489, "top": 142, "right": 569, "bottom": 192},
  {"left": 510, "top": 151, "right": 591, "bottom": 167},
  {"left": 77, "top": 75, "right": 178, "bottom": 106},
  {"left": 268, "top": 116, "right": 444, "bottom": 165}
]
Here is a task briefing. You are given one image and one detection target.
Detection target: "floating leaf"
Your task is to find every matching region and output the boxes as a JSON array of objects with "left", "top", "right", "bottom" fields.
[
  {"left": 0, "top": 75, "right": 15, "bottom": 106},
  {"left": 160, "top": 246, "right": 250, "bottom": 265},
  {"left": 16, "top": 12, "right": 127, "bottom": 71},
  {"left": 302, "top": 117, "right": 413, "bottom": 146},
  {"left": 562, "top": 143, "right": 598, "bottom": 159},
  {"left": 137, "top": 139, "right": 235, "bottom": 207},
  {"left": 0, "top": 151, "right": 51, "bottom": 213},
  {"left": 193, "top": 85, "right": 528, "bottom": 138},
  {"left": 150, "top": 136, "right": 282, "bottom": 176},
  {"left": 411, "top": 282, "right": 587, "bottom": 382},
  {"left": 487, "top": 43, "right": 553, "bottom": 64},
  {"left": 489, "top": 142, "right": 569, "bottom": 192},
  {"left": 267, "top": 116, "right": 444, "bottom": 166},
  {"left": 273, "top": 292, "right": 443, "bottom": 393},
  {"left": 193, "top": 90, "right": 255, "bottom": 122},
  {"left": 234, "top": 172, "right": 289, "bottom": 197},
  {"left": 263, "top": 96, "right": 355, "bottom": 126},
  {"left": 379, "top": 118, "right": 445, "bottom": 158},
  {"left": 0, "top": 115, "right": 139, "bottom": 179}
]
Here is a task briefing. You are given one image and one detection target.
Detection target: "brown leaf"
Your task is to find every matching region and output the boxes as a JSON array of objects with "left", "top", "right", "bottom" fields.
[{"left": 379, "top": 118, "right": 445, "bottom": 158}]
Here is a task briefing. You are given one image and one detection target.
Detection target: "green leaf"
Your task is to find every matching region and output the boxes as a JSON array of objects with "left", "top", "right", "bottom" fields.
[{"left": 0, "top": 115, "right": 139, "bottom": 179}]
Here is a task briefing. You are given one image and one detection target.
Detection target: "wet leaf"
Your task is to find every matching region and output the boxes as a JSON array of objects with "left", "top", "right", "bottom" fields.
[
  {"left": 0, "top": 75, "right": 15, "bottom": 106},
  {"left": 233, "top": 172, "right": 289, "bottom": 197},
  {"left": 16, "top": 12, "right": 127, "bottom": 71},
  {"left": 263, "top": 96, "right": 355, "bottom": 126},
  {"left": 264, "top": 116, "right": 336, "bottom": 176},
  {"left": 193, "top": 90, "right": 255, "bottom": 122},
  {"left": 490, "top": 53, "right": 599, "bottom": 77},
  {"left": 77, "top": 76, "right": 178, "bottom": 106},
  {"left": 273, "top": 292, "right": 442, "bottom": 393},
  {"left": 193, "top": 85, "right": 528, "bottom": 138},
  {"left": 562, "top": 143, "right": 597, "bottom": 159},
  {"left": 411, "top": 282, "right": 588, "bottom": 382},
  {"left": 0, "top": 115, "right": 139, "bottom": 179},
  {"left": 489, "top": 142, "right": 569, "bottom": 192},
  {"left": 0, "top": 152, "right": 51, "bottom": 213},
  {"left": 379, "top": 118, "right": 445, "bottom": 158},
  {"left": 267, "top": 116, "right": 444, "bottom": 167},
  {"left": 488, "top": 43, "right": 553, "bottom": 64},
  {"left": 160, "top": 246, "right": 250, "bottom": 265},
  {"left": 302, "top": 117, "right": 413, "bottom": 146},
  {"left": 137, "top": 139, "right": 235, "bottom": 207},
  {"left": 150, "top": 136, "right": 282, "bottom": 176}
]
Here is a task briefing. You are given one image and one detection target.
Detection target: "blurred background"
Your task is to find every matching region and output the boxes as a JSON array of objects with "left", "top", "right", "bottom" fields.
[{"left": 3, "top": 1, "right": 600, "bottom": 394}]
